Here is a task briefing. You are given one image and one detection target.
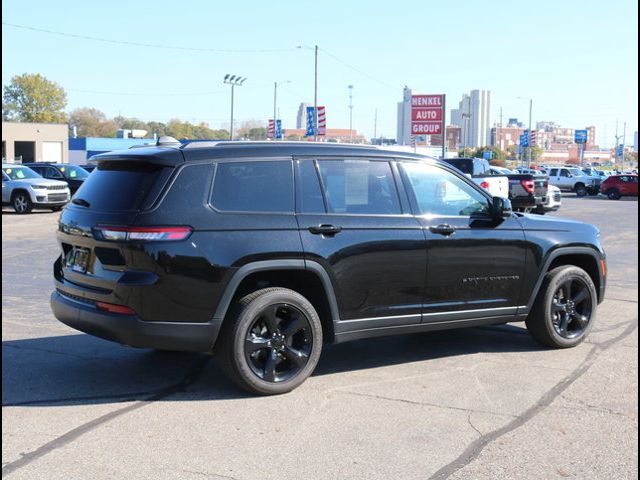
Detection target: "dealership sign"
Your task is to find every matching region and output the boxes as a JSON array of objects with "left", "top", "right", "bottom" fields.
[{"left": 411, "top": 94, "right": 445, "bottom": 135}]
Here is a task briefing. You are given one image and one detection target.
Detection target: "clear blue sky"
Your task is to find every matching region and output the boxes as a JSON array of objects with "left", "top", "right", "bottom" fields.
[{"left": 2, "top": 0, "right": 638, "bottom": 147}]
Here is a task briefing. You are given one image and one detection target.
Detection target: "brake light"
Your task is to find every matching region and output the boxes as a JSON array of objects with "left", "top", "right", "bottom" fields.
[
  {"left": 94, "top": 225, "right": 192, "bottom": 242},
  {"left": 521, "top": 179, "right": 535, "bottom": 194},
  {"left": 480, "top": 181, "right": 490, "bottom": 189},
  {"left": 96, "top": 301, "right": 136, "bottom": 315}
]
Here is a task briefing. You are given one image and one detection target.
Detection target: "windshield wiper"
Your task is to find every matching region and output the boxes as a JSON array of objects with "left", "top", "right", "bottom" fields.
[{"left": 72, "top": 198, "right": 91, "bottom": 208}]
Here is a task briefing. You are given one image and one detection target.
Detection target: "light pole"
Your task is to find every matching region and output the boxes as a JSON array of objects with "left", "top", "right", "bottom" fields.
[
  {"left": 273, "top": 80, "right": 291, "bottom": 140},
  {"left": 517, "top": 96, "right": 533, "bottom": 167},
  {"left": 297, "top": 45, "right": 318, "bottom": 141},
  {"left": 348, "top": 85, "right": 354, "bottom": 142},
  {"left": 224, "top": 74, "right": 246, "bottom": 141}
]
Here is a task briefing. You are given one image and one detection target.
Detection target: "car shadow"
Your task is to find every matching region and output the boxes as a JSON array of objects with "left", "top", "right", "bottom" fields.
[
  {"left": 1, "top": 208, "right": 59, "bottom": 215},
  {"left": 2, "top": 323, "right": 545, "bottom": 406}
]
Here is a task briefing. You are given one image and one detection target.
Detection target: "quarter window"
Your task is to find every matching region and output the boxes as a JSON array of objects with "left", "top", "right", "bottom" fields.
[
  {"left": 316, "top": 159, "right": 401, "bottom": 215},
  {"left": 211, "top": 161, "right": 294, "bottom": 213},
  {"left": 401, "top": 162, "right": 490, "bottom": 217}
]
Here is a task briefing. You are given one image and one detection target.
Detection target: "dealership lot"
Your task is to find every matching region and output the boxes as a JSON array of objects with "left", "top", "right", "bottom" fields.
[{"left": 2, "top": 195, "right": 637, "bottom": 479}]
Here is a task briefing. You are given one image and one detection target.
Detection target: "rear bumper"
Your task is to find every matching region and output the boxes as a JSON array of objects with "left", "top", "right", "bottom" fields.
[{"left": 51, "top": 290, "right": 222, "bottom": 352}]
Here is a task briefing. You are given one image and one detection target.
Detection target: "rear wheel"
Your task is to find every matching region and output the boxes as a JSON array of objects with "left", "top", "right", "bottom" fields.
[
  {"left": 606, "top": 188, "right": 621, "bottom": 200},
  {"left": 574, "top": 183, "right": 587, "bottom": 197},
  {"left": 11, "top": 192, "right": 32, "bottom": 214},
  {"left": 220, "top": 287, "right": 323, "bottom": 395},
  {"left": 526, "top": 266, "right": 597, "bottom": 348}
]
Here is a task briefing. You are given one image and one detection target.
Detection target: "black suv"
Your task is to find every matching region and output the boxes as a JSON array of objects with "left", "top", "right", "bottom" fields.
[
  {"left": 24, "top": 163, "right": 90, "bottom": 194},
  {"left": 51, "top": 139, "right": 607, "bottom": 394}
]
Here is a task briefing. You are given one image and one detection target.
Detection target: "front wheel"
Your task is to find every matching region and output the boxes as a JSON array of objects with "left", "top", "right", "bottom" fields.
[
  {"left": 220, "top": 287, "right": 323, "bottom": 395},
  {"left": 526, "top": 266, "right": 597, "bottom": 348},
  {"left": 12, "top": 192, "right": 33, "bottom": 214},
  {"left": 574, "top": 183, "right": 587, "bottom": 197}
]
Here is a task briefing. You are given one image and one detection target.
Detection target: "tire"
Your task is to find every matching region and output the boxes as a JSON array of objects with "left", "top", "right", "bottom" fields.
[
  {"left": 11, "top": 192, "right": 33, "bottom": 214},
  {"left": 526, "top": 266, "right": 597, "bottom": 348},
  {"left": 574, "top": 183, "right": 587, "bottom": 197},
  {"left": 219, "top": 287, "right": 323, "bottom": 395},
  {"left": 533, "top": 205, "right": 546, "bottom": 215},
  {"left": 51, "top": 206, "right": 63, "bottom": 212},
  {"left": 606, "top": 189, "right": 621, "bottom": 200}
]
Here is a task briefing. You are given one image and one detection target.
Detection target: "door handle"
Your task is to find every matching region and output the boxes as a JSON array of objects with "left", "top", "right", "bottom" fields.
[
  {"left": 308, "top": 224, "right": 342, "bottom": 236},
  {"left": 429, "top": 224, "right": 456, "bottom": 236}
]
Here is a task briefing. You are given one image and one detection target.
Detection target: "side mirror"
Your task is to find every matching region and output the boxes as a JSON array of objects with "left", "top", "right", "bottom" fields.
[{"left": 492, "top": 196, "right": 512, "bottom": 220}]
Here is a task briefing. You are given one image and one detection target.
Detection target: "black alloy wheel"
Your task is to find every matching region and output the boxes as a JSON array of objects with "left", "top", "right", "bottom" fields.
[
  {"left": 607, "top": 189, "right": 621, "bottom": 200},
  {"left": 244, "top": 303, "right": 313, "bottom": 383},
  {"left": 550, "top": 278, "right": 593, "bottom": 339}
]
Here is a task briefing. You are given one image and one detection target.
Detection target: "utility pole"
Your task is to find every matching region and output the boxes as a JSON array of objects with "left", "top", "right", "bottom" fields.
[
  {"left": 527, "top": 98, "right": 533, "bottom": 168},
  {"left": 273, "top": 80, "right": 291, "bottom": 141},
  {"left": 348, "top": 85, "right": 354, "bottom": 142},
  {"left": 622, "top": 122, "right": 627, "bottom": 172},
  {"left": 614, "top": 120, "right": 622, "bottom": 172},
  {"left": 373, "top": 108, "right": 377, "bottom": 142}
]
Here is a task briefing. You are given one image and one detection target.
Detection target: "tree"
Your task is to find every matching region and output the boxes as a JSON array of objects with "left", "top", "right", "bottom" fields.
[
  {"left": 458, "top": 147, "right": 475, "bottom": 157},
  {"left": 3, "top": 73, "right": 67, "bottom": 123},
  {"left": 247, "top": 127, "right": 267, "bottom": 140},
  {"left": 69, "top": 108, "right": 118, "bottom": 137},
  {"left": 489, "top": 158, "right": 507, "bottom": 168},
  {"left": 473, "top": 146, "right": 507, "bottom": 161}
]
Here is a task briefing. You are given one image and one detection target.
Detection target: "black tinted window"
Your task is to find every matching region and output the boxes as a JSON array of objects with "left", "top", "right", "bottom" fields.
[
  {"left": 317, "top": 160, "right": 401, "bottom": 215},
  {"left": 74, "top": 161, "right": 168, "bottom": 211},
  {"left": 296, "top": 160, "right": 325, "bottom": 213},
  {"left": 212, "top": 161, "right": 293, "bottom": 213},
  {"left": 446, "top": 159, "right": 473, "bottom": 175}
]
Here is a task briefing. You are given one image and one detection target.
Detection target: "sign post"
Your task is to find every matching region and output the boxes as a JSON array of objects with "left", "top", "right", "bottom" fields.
[
  {"left": 411, "top": 94, "right": 445, "bottom": 154},
  {"left": 575, "top": 130, "right": 588, "bottom": 167}
]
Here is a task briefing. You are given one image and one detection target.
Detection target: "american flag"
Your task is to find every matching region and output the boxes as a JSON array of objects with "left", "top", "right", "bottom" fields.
[
  {"left": 530, "top": 130, "right": 537, "bottom": 146},
  {"left": 267, "top": 119, "right": 275, "bottom": 139},
  {"left": 410, "top": 135, "right": 416, "bottom": 147},
  {"left": 317, "top": 106, "right": 326, "bottom": 136}
]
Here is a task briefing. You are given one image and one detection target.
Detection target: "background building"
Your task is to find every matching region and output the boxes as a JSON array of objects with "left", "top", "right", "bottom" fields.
[
  {"left": 2, "top": 122, "right": 69, "bottom": 164},
  {"left": 68, "top": 137, "right": 155, "bottom": 164},
  {"left": 449, "top": 90, "right": 491, "bottom": 148},
  {"left": 296, "top": 103, "right": 310, "bottom": 129},
  {"left": 283, "top": 128, "right": 365, "bottom": 143},
  {"left": 396, "top": 87, "right": 413, "bottom": 146}
]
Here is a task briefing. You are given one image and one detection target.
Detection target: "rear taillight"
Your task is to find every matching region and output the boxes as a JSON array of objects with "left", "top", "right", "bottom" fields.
[
  {"left": 94, "top": 225, "right": 192, "bottom": 242},
  {"left": 521, "top": 179, "right": 535, "bottom": 194},
  {"left": 480, "top": 181, "right": 490, "bottom": 189}
]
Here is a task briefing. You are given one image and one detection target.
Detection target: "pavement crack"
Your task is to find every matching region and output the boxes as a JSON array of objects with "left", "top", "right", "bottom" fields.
[
  {"left": 427, "top": 318, "right": 638, "bottom": 480},
  {"left": 2, "top": 343, "right": 113, "bottom": 361},
  {"left": 3, "top": 390, "right": 156, "bottom": 407},
  {"left": 466, "top": 413, "right": 484, "bottom": 438},
  {"left": 1, "top": 356, "right": 211, "bottom": 478}
]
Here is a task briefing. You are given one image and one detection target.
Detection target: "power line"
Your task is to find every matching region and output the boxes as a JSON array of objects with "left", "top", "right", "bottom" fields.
[
  {"left": 67, "top": 88, "right": 228, "bottom": 97},
  {"left": 2, "top": 22, "right": 294, "bottom": 53},
  {"left": 317, "top": 47, "right": 398, "bottom": 90}
]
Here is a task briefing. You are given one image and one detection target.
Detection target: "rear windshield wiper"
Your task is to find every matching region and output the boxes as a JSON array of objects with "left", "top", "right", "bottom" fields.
[{"left": 72, "top": 198, "right": 91, "bottom": 208}]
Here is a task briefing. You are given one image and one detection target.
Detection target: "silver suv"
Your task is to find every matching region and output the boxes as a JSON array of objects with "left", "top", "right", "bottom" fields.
[{"left": 2, "top": 164, "right": 71, "bottom": 213}]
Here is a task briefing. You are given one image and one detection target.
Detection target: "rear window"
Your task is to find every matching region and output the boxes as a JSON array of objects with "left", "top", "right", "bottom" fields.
[
  {"left": 211, "top": 161, "right": 294, "bottom": 213},
  {"left": 73, "top": 161, "right": 169, "bottom": 211},
  {"left": 446, "top": 159, "right": 473, "bottom": 175}
]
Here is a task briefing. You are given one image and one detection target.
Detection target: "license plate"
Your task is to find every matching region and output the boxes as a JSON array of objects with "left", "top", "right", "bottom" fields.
[{"left": 66, "top": 247, "right": 90, "bottom": 273}]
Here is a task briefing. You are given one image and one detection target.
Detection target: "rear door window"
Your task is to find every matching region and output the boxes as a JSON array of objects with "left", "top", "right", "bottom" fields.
[
  {"left": 74, "top": 161, "right": 170, "bottom": 212},
  {"left": 211, "top": 160, "right": 294, "bottom": 213},
  {"left": 316, "top": 159, "right": 401, "bottom": 215}
]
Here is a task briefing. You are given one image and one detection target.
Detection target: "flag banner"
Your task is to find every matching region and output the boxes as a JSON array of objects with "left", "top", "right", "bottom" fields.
[
  {"left": 267, "top": 119, "right": 275, "bottom": 139},
  {"left": 275, "top": 120, "right": 282, "bottom": 139},
  {"left": 305, "top": 106, "right": 316, "bottom": 137},
  {"left": 317, "top": 106, "right": 326, "bottom": 136}
]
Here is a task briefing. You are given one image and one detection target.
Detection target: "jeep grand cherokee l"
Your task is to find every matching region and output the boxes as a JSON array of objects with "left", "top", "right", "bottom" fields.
[{"left": 51, "top": 138, "right": 607, "bottom": 395}]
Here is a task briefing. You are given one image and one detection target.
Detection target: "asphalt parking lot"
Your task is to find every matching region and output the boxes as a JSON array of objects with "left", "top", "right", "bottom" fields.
[{"left": 2, "top": 195, "right": 638, "bottom": 480}]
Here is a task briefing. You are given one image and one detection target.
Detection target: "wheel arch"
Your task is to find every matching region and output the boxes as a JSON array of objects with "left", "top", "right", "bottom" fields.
[
  {"left": 213, "top": 260, "right": 340, "bottom": 345},
  {"left": 526, "top": 247, "right": 604, "bottom": 310}
]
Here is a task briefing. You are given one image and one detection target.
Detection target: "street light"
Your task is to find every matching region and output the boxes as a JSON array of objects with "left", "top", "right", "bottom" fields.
[
  {"left": 273, "top": 80, "right": 291, "bottom": 140},
  {"left": 517, "top": 96, "right": 533, "bottom": 167},
  {"left": 297, "top": 45, "right": 318, "bottom": 141},
  {"left": 224, "top": 74, "right": 246, "bottom": 141}
]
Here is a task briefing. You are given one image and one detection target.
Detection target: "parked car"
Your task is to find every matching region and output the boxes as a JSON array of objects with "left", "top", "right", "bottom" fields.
[
  {"left": 542, "top": 184, "right": 562, "bottom": 212},
  {"left": 23, "top": 163, "right": 90, "bottom": 195},
  {"left": 488, "top": 166, "right": 548, "bottom": 213},
  {"left": 443, "top": 157, "right": 509, "bottom": 199},
  {"left": 51, "top": 139, "right": 607, "bottom": 394},
  {"left": 2, "top": 164, "right": 70, "bottom": 213},
  {"left": 600, "top": 174, "right": 638, "bottom": 200},
  {"left": 547, "top": 167, "right": 600, "bottom": 196}
]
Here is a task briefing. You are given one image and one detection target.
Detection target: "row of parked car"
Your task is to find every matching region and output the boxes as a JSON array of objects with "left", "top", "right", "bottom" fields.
[{"left": 1, "top": 162, "right": 92, "bottom": 213}]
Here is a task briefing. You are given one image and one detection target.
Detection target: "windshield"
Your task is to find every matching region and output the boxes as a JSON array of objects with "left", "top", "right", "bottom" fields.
[
  {"left": 2, "top": 166, "right": 42, "bottom": 180},
  {"left": 568, "top": 168, "right": 584, "bottom": 176},
  {"left": 59, "top": 165, "right": 89, "bottom": 180}
]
